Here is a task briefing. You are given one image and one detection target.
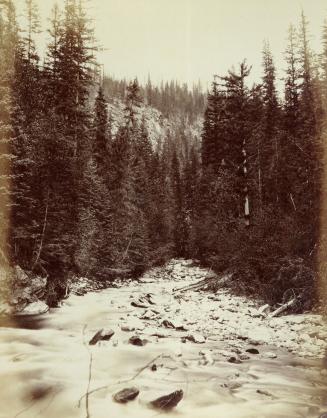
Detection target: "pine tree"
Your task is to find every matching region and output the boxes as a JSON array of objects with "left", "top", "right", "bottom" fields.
[
  {"left": 321, "top": 18, "right": 327, "bottom": 105},
  {"left": 43, "top": 3, "right": 61, "bottom": 108},
  {"left": 93, "top": 86, "right": 109, "bottom": 173},
  {"left": 0, "top": 0, "right": 17, "bottom": 266},
  {"left": 40, "top": 0, "right": 96, "bottom": 301},
  {"left": 9, "top": 0, "right": 43, "bottom": 269},
  {"left": 261, "top": 41, "right": 280, "bottom": 208},
  {"left": 281, "top": 24, "right": 300, "bottom": 214},
  {"left": 24, "top": 0, "right": 40, "bottom": 63},
  {"left": 107, "top": 81, "right": 152, "bottom": 274},
  {"left": 296, "top": 11, "right": 321, "bottom": 257},
  {"left": 201, "top": 78, "right": 226, "bottom": 171},
  {"left": 220, "top": 61, "right": 251, "bottom": 222},
  {"left": 171, "top": 148, "right": 184, "bottom": 256},
  {"left": 182, "top": 145, "right": 200, "bottom": 257}
]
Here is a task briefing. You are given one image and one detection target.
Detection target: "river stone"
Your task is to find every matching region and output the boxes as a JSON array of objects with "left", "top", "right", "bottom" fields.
[
  {"left": 129, "top": 336, "right": 148, "bottom": 346},
  {"left": 222, "top": 382, "right": 242, "bottom": 391},
  {"left": 184, "top": 333, "right": 205, "bottom": 344},
  {"left": 121, "top": 318, "right": 145, "bottom": 331},
  {"left": 239, "top": 353, "right": 250, "bottom": 360},
  {"left": 150, "top": 390, "right": 183, "bottom": 410},
  {"left": 263, "top": 351, "right": 277, "bottom": 359},
  {"left": 89, "top": 329, "right": 115, "bottom": 345},
  {"left": 161, "top": 319, "right": 187, "bottom": 331},
  {"left": 248, "top": 339, "right": 263, "bottom": 346},
  {"left": 15, "top": 301, "right": 49, "bottom": 316},
  {"left": 113, "top": 387, "right": 139, "bottom": 403},
  {"left": 141, "top": 310, "right": 158, "bottom": 320},
  {"left": 257, "top": 389, "right": 274, "bottom": 398},
  {"left": 131, "top": 297, "right": 150, "bottom": 308},
  {"left": 121, "top": 324, "right": 135, "bottom": 332},
  {"left": 10, "top": 266, "right": 47, "bottom": 310},
  {"left": 228, "top": 356, "right": 242, "bottom": 364},
  {"left": 246, "top": 348, "right": 259, "bottom": 355}
]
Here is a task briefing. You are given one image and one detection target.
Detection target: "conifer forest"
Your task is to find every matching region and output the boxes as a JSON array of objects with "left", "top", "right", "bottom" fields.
[{"left": 1, "top": 2, "right": 327, "bottom": 418}]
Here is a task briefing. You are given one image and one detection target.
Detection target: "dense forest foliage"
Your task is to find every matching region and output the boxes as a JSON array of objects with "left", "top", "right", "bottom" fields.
[
  {"left": 103, "top": 75, "right": 206, "bottom": 123},
  {"left": 0, "top": 0, "right": 326, "bottom": 310}
]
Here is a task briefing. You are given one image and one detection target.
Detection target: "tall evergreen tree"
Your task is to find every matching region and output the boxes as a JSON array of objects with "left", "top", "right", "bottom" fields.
[
  {"left": 261, "top": 41, "right": 280, "bottom": 208},
  {"left": 296, "top": 11, "right": 321, "bottom": 256},
  {"left": 0, "top": 0, "right": 17, "bottom": 266}
]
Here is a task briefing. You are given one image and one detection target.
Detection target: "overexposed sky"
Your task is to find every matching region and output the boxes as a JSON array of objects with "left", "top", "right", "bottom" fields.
[{"left": 16, "top": 0, "right": 327, "bottom": 89}]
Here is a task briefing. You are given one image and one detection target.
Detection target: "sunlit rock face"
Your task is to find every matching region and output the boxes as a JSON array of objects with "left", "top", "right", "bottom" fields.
[
  {"left": 0, "top": 259, "right": 326, "bottom": 418},
  {"left": 106, "top": 98, "right": 203, "bottom": 152},
  {"left": 0, "top": 265, "right": 47, "bottom": 316}
]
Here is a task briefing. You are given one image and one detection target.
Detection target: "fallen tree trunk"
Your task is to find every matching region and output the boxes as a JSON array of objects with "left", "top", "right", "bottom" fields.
[
  {"left": 174, "top": 273, "right": 233, "bottom": 294},
  {"left": 269, "top": 298, "right": 297, "bottom": 318}
]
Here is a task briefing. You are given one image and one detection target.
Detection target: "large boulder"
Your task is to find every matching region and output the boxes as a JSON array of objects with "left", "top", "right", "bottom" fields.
[
  {"left": 11, "top": 267, "right": 47, "bottom": 307},
  {"left": 89, "top": 329, "right": 115, "bottom": 345},
  {"left": 113, "top": 388, "right": 140, "bottom": 403},
  {"left": 0, "top": 265, "right": 48, "bottom": 315},
  {"left": 15, "top": 301, "right": 49, "bottom": 316},
  {"left": 150, "top": 390, "right": 183, "bottom": 410}
]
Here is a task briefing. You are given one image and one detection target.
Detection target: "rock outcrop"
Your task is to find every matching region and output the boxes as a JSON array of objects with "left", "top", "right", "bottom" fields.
[{"left": 0, "top": 265, "right": 48, "bottom": 316}]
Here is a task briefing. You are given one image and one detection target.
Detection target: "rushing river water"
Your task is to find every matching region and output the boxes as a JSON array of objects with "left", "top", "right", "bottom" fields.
[{"left": 0, "top": 260, "right": 326, "bottom": 418}]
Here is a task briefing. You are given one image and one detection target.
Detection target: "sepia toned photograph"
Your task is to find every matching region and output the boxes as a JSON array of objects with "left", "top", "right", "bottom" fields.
[{"left": 0, "top": 0, "right": 327, "bottom": 417}]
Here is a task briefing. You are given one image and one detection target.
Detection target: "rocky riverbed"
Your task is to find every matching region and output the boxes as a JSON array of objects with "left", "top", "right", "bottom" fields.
[{"left": 0, "top": 259, "right": 326, "bottom": 418}]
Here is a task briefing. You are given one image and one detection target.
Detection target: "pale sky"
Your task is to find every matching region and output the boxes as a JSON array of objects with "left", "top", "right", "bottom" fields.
[{"left": 16, "top": 0, "right": 327, "bottom": 89}]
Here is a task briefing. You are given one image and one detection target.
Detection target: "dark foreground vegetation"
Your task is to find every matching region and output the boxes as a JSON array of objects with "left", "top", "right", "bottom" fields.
[{"left": 0, "top": 1, "right": 327, "bottom": 310}]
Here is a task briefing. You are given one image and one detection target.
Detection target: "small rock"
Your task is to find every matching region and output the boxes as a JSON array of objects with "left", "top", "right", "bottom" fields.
[
  {"left": 121, "top": 324, "right": 135, "bottom": 332},
  {"left": 162, "top": 319, "right": 175, "bottom": 329},
  {"left": 184, "top": 333, "right": 205, "bottom": 344},
  {"left": 222, "top": 382, "right": 242, "bottom": 391},
  {"left": 162, "top": 319, "right": 187, "bottom": 331},
  {"left": 144, "top": 293, "right": 156, "bottom": 305},
  {"left": 256, "top": 389, "right": 274, "bottom": 398},
  {"left": 141, "top": 310, "right": 157, "bottom": 320},
  {"left": 121, "top": 319, "right": 145, "bottom": 331},
  {"left": 174, "top": 348, "right": 183, "bottom": 357},
  {"left": 131, "top": 300, "right": 149, "bottom": 308},
  {"left": 246, "top": 348, "right": 259, "bottom": 355},
  {"left": 263, "top": 352, "right": 277, "bottom": 359},
  {"left": 113, "top": 387, "right": 140, "bottom": 403},
  {"left": 239, "top": 354, "right": 250, "bottom": 361},
  {"left": 129, "top": 336, "right": 147, "bottom": 346},
  {"left": 199, "top": 349, "right": 214, "bottom": 365},
  {"left": 237, "top": 335, "right": 248, "bottom": 341},
  {"left": 248, "top": 339, "right": 262, "bottom": 346},
  {"left": 150, "top": 390, "right": 183, "bottom": 410},
  {"left": 151, "top": 364, "right": 157, "bottom": 371},
  {"left": 89, "top": 329, "right": 115, "bottom": 345},
  {"left": 146, "top": 327, "right": 170, "bottom": 338},
  {"left": 228, "top": 356, "right": 242, "bottom": 364}
]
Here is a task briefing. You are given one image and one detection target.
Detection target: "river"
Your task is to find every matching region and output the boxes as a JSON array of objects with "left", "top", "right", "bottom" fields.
[{"left": 0, "top": 259, "right": 326, "bottom": 418}]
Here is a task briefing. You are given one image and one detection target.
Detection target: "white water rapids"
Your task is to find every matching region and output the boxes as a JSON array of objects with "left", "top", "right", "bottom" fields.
[{"left": 0, "top": 259, "right": 326, "bottom": 418}]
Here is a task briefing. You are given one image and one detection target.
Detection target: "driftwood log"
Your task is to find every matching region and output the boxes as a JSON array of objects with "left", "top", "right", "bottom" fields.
[
  {"left": 269, "top": 298, "right": 297, "bottom": 318},
  {"left": 174, "top": 273, "right": 233, "bottom": 294}
]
